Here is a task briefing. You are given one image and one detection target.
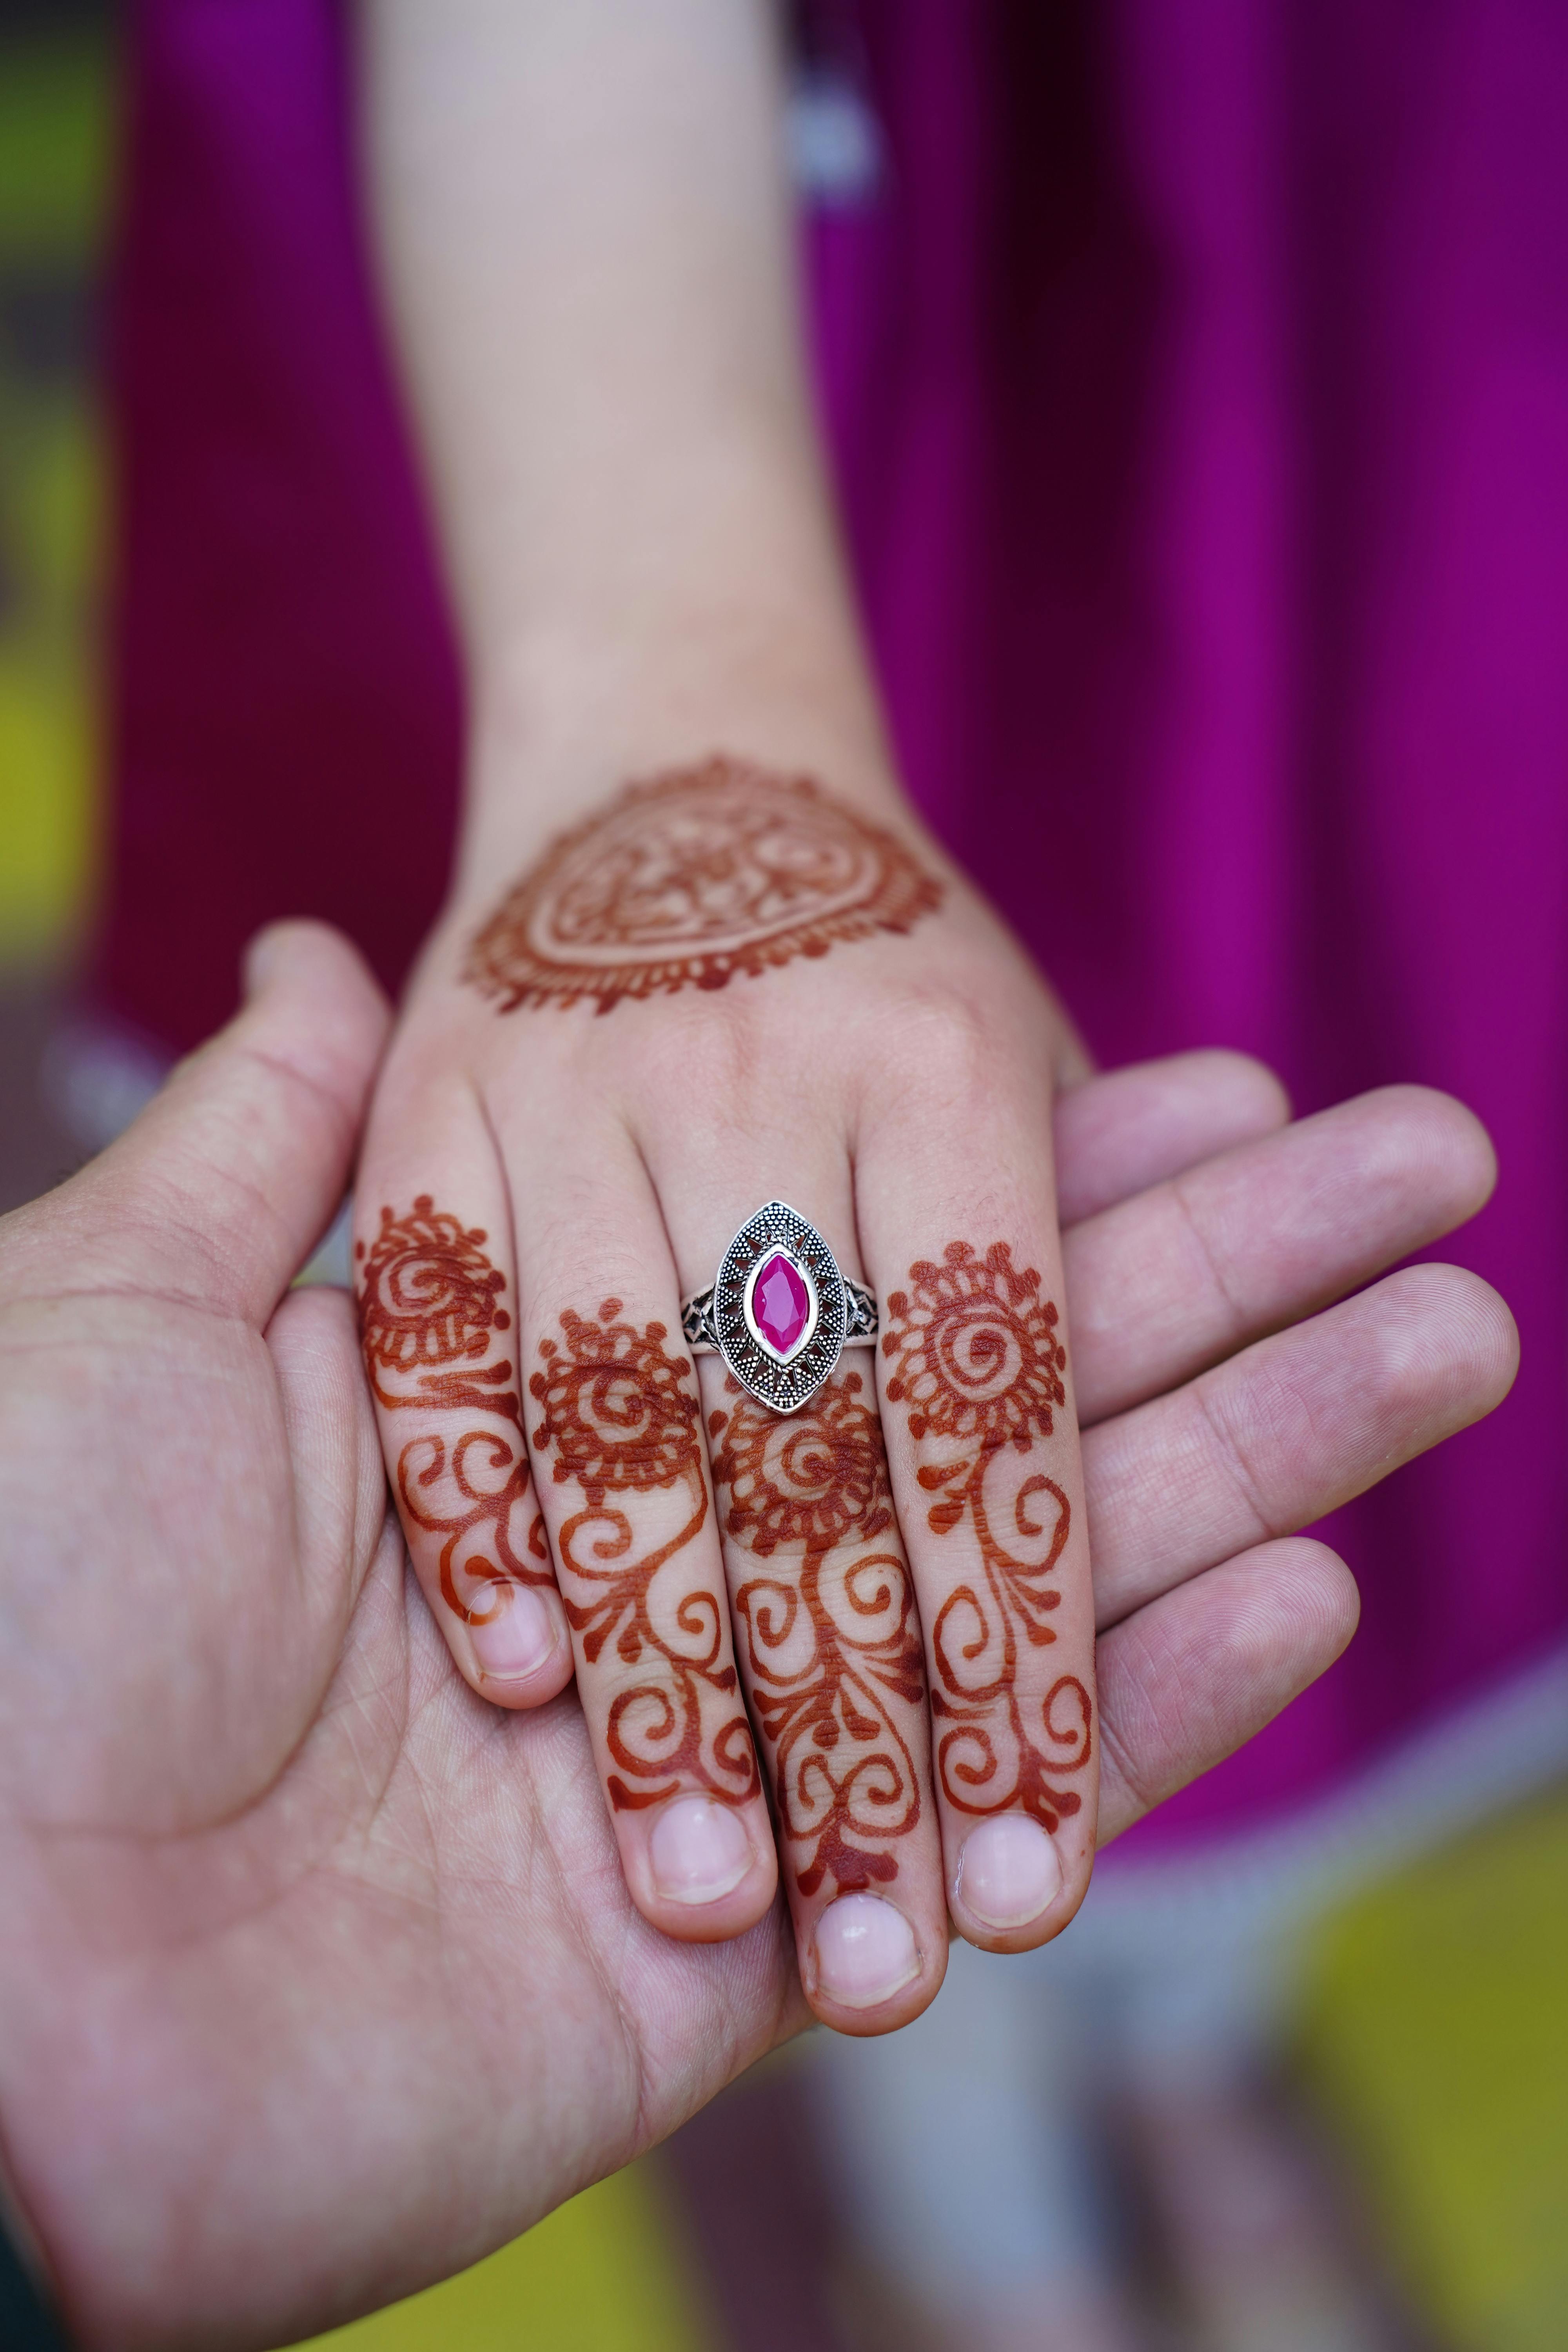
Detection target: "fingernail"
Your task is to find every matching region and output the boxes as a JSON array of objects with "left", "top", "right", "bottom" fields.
[
  {"left": 649, "top": 1797, "right": 753, "bottom": 1905},
  {"left": 468, "top": 1586, "right": 555, "bottom": 1682},
  {"left": 814, "top": 1894, "right": 921, "bottom": 2010},
  {"left": 957, "top": 1815, "right": 1063, "bottom": 1930}
]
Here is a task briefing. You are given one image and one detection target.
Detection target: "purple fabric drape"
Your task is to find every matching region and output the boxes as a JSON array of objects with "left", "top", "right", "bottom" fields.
[
  {"left": 94, "top": 0, "right": 1568, "bottom": 1848},
  {"left": 102, "top": 0, "right": 463, "bottom": 1039}
]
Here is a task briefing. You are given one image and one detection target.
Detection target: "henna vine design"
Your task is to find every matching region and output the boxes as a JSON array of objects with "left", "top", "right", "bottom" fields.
[
  {"left": 711, "top": 1370, "right": 924, "bottom": 1898},
  {"left": 463, "top": 753, "right": 943, "bottom": 1015},
  {"left": 883, "top": 1241, "right": 1092, "bottom": 1833},
  {"left": 531, "top": 1301, "right": 758, "bottom": 1812},
  {"left": 356, "top": 1198, "right": 548, "bottom": 1629}
]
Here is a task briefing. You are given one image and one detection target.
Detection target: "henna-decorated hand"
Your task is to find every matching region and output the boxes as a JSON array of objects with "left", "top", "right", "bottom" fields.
[
  {"left": 358, "top": 754, "right": 1518, "bottom": 2038},
  {"left": 0, "top": 923, "right": 1513, "bottom": 2344}
]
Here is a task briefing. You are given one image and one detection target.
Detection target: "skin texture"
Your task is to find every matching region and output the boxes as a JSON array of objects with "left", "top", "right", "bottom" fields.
[
  {"left": 0, "top": 926, "right": 1517, "bottom": 2347},
  {"left": 360, "top": 757, "right": 1106, "bottom": 2021}
]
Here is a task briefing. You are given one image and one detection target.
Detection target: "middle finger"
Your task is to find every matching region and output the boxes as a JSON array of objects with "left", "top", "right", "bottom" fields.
[{"left": 657, "top": 1140, "right": 950, "bottom": 2036}]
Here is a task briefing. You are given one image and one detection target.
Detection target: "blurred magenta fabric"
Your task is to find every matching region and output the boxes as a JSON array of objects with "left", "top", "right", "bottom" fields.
[{"left": 94, "top": 0, "right": 1567, "bottom": 1849}]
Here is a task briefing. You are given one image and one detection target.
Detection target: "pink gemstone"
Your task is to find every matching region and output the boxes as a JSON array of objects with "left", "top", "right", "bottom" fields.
[{"left": 753, "top": 1252, "right": 811, "bottom": 1355}]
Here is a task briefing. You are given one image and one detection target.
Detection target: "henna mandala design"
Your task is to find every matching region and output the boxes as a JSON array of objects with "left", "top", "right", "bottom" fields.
[
  {"left": 884, "top": 1242, "right": 1091, "bottom": 1834},
  {"left": 356, "top": 1199, "right": 547, "bottom": 1628},
  {"left": 463, "top": 754, "right": 943, "bottom": 1014},
  {"left": 531, "top": 1302, "right": 759, "bottom": 1811},
  {"left": 712, "top": 1371, "right": 924, "bottom": 1897}
]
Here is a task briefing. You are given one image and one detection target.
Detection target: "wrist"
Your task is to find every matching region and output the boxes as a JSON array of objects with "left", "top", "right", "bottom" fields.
[
  {"left": 452, "top": 657, "right": 915, "bottom": 915},
  {"left": 446, "top": 432, "right": 908, "bottom": 894}
]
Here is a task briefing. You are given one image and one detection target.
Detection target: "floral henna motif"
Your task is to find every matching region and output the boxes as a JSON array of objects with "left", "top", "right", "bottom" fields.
[
  {"left": 356, "top": 1198, "right": 547, "bottom": 1628},
  {"left": 531, "top": 1302, "right": 758, "bottom": 1811},
  {"left": 463, "top": 753, "right": 943, "bottom": 1014},
  {"left": 711, "top": 1371, "right": 925, "bottom": 1898},
  {"left": 358, "top": 1194, "right": 515, "bottom": 1414},
  {"left": 883, "top": 1241, "right": 1092, "bottom": 1834}
]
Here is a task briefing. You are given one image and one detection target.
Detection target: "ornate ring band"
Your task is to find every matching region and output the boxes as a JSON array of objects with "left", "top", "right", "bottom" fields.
[{"left": 681, "top": 1200, "right": 878, "bottom": 1416}]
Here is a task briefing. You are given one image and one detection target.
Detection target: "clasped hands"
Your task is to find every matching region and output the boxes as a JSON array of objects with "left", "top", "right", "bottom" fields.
[{"left": 0, "top": 878, "right": 1514, "bottom": 2350}]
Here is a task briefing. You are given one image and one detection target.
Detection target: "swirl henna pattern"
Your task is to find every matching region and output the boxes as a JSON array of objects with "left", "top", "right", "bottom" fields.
[
  {"left": 356, "top": 1198, "right": 548, "bottom": 1628},
  {"left": 531, "top": 1301, "right": 759, "bottom": 1813},
  {"left": 711, "top": 1370, "right": 925, "bottom": 1898},
  {"left": 883, "top": 1242, "right": 1093, "bottom": 1834},
  {"left": 463, "top": 754, "right": 943, "bottom": 1014},
  {"left": 359, "top": 1194, "right": 515, "bottom": 1414}
]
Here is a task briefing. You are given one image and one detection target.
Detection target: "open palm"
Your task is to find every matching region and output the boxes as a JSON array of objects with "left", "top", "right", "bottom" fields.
[{"left": 0, "top": 926, "right": 1513, "bottom": 2352}]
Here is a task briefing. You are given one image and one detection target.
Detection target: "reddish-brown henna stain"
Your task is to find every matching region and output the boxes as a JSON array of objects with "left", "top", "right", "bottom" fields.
[
  {"left": 531, "top": 1302, "right": 759, "bottom": 1812},
  {"left": 357, "top": 1197, "right": 549, "bottom": 1627},
  {"left": 463, "top": 754, "right": 943, "bottom": 1015},
  {"left": 711, "top": 1371, "right": 924, "bottom": 1898},
  {"left": 883, "top": 1241, "right": 1092, "bottom": 1833}
]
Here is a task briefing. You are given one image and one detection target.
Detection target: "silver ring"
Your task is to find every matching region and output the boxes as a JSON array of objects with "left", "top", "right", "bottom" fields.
[{"left": 681, "top": 1199, "right": 878, "bottom": 1415}]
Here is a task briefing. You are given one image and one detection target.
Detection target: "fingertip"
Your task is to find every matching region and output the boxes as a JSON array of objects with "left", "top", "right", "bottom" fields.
[
  {"left": 1241, "top": 1535, "right": 1363, "bottom": 1681},
  {"left": 1291, "top": 1526, "right": 1358, "bottom": 1615},
  {"left": 626, "top": 1797, "right": 779, "bottom": 1945},
  {"left": 1366, "top": 1083, "right": 1500, "bottom": 1223},
  {"left": 1444, "top": 1099, "right": 1501, "bottom": 1218},
  {"left": 952, "top": 1813, "right": 1063, "bottom": 1947},
  {"left": 648, "top": 1795, "right": 757, "bottom": 1905},
  {"left": 804, "top": 1891, "right": 945, "bottom": 2034},
  {"left": 1474, "top": 1278, "right": 1523, "bottom": 1405},
  {"left": 1378, "top": 1260, "right": 1521, "bottom": 1423},
  {"left": 239, "top": 921, "right": 392, "bottom": 1075},
  {"left": 241, "top": 922, "right": 294, "bottom": 1002},
  {"left": 1193, "top": 1047, "right": 1294, "bottom": 1131},
  {"left": 463, "top": 1583, "right": 576, "bottom": 1708}
]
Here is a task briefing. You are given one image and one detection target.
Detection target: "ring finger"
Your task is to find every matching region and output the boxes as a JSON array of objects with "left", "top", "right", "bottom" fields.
[{"left": 857, "top": 1100, "right": 1099, "bottom": 1957}]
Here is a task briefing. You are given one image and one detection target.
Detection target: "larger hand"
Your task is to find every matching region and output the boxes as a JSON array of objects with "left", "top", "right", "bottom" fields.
[{"left": 0, "top": 926, "right": 1512, "bottom": 2350}]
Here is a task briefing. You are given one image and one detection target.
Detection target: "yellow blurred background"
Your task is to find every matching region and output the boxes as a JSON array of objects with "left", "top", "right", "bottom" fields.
[{"left": 1, "top": 20, "right": 1563, "bottom": 2351}]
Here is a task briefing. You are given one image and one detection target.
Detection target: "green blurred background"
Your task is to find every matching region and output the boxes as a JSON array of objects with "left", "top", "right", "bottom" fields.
[{"left": 1, "top": 20, "right": 1563, "bottom": 2350}]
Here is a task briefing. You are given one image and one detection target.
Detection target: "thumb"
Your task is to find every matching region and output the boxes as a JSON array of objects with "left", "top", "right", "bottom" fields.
[{"left": 61, "top": 922, "right": 391, "bottom": 1322}]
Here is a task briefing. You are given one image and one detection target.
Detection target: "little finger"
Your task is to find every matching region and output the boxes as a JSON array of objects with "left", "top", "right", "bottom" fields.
[{"left": 656, "top": 1156, "right": 948, "bottom": 2032}]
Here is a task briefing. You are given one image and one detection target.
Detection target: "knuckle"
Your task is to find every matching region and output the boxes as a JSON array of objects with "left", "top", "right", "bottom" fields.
[
  {"left": 868, "top": 982, "right": 1013, "bottom": 1114},
  {"left": 1194, "top": 1377, "right": 1278, "bottom": 1542},
  {"left": 636, "top": 998, "right": 759, "bottom": 1105}
]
